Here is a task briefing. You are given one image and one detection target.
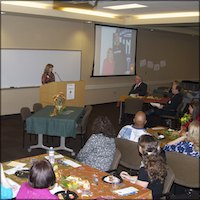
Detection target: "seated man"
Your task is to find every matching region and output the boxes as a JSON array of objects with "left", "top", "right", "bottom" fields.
[
  {"left": 145, "top": 83, "right": 183, "bottom": 127},
  {"left": 117, "top": 111, "right": 149, "bottom": 142},
  {"left": 129, "top": 75, "right": 147, "bottom": 96},
  {"left": 167, "top": 80, "right": 180, "bottom": 98},
  {"left": 155, "top": 82, "right": 183, "bottom": 116}
]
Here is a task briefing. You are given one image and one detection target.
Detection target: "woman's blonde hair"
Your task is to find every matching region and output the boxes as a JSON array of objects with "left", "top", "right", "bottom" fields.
[
  {"left": 44, "top": 64, "right": 53, "bottom": 74},
  {"left": 188, "top": 120, "right": 199, "bottom": 151}
]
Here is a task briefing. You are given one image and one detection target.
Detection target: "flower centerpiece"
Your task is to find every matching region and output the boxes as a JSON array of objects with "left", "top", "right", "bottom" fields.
[
  {"left": 50, "top": 92, "right": 66, "bottom": 116},
  {"left": 180, "top": 113, "right": 192, "bottom": 126}
]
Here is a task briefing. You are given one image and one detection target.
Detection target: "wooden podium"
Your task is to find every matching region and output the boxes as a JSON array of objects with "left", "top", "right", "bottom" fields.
[{"left": 39, "top": 81, "right": 85, "bottom": 107}]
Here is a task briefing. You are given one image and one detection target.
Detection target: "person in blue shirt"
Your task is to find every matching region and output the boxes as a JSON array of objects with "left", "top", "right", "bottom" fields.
[
  {"left": 163, "top": 120, "right": 199, "bottom": 158},
  {"left": 117, "top": 111, "right": 149, "bottom": 142},
  {"left": 1, "top": 163, "right": 13, "bottom": 199}
]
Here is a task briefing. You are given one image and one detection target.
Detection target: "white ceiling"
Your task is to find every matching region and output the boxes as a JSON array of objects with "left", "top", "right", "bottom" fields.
[{"left": 1, "top": 0, "right": 199, "bottom": 35}]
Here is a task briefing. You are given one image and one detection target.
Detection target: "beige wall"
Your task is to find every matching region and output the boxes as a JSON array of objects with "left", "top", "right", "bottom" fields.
[{"left": 1, "top": 14, "right": 199, "bottom": 115}]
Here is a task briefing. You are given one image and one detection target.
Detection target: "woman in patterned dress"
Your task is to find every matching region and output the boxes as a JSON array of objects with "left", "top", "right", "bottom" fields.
[
  {"left": 76, "top": 116, "right": 116, "bottom": 171},
  {"left": 163, "top": 120, "right": 199, "bottom": 158}
]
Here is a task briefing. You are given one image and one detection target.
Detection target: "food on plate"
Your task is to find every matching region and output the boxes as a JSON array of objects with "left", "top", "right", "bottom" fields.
[{"left": 103, "top": 175, "right": 121, "bottom": 184}]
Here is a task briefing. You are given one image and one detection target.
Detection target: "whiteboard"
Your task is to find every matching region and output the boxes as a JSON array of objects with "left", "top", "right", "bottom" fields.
[{"left": 1, "top": 49, "right": 81, "bottom": 88}]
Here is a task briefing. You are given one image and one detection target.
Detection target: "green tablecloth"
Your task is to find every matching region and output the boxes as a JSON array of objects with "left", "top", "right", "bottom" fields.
[{"left": 26, "top": 105, "right": 84, "bottom": 138}]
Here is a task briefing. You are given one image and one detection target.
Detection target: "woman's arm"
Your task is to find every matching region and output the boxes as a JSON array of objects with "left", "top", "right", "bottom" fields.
[
  {"left": 135, "top": 179, "right": 149, "bottom": 188},
  {"left": 166, "top": 135, "right": 187, "bottom": 146},
  {"left": 120, "top": 171, "right": 148, "bottom": 188}
]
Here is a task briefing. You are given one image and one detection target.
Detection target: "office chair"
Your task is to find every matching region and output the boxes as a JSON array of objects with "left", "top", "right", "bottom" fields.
[
  {"left": 20, "top": 107, "right": 32, "bottom": 148},
  {"left": 106, "top": 148, "right": 122, "bottom": 175},
  {"left": 33, "top": 102, "right": 43, "bottom": 113},
  {"left": 160, "top": 101, "right": 186, "bottom": 129},
  {"left": 165, "top": 151, "right": 199, "bottom": 199},
  {"left": 115, "top": 138, "right": 141, "bottom": 173},
  {"left": 160, "top": 166, "right": 175, "bottom": 200},
  {"left": 76, "top": 105, "right": 93, "bottom": 147},
  {"left": 165, "top": 151, "right": 199, "bottom": 189},
  {"left": 123, "top": 97, "right": 143, "bottom": 124}
]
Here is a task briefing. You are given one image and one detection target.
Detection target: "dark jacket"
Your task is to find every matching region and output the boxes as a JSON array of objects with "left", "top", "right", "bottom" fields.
[{"left": 129, "top": 82, "right": 147, "bottom": 96}]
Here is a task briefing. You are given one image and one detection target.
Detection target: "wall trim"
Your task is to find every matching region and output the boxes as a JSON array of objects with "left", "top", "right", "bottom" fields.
[
  {"left": 85, "top": 79, "right": 198, "bottom": 90},
  {"left": 85, "top": 80, "right": 170, "bottom": 90}
]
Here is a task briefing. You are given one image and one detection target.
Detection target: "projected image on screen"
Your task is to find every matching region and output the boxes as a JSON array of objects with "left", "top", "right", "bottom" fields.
[{"left": 93, "top": 25, "right": 137, "bottom": 76}]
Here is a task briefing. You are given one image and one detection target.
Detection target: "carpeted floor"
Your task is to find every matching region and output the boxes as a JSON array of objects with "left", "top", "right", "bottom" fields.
[{"left": 0, "top": 102, "right": 123, "bottom": 162}]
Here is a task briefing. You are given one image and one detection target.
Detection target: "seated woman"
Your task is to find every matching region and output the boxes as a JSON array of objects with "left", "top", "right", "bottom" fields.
[
  {"left": 76, "top": 116, "right": 116, "bottom": 172},
  {"left": 181, "top": 100, "right": 200, "bottom": 131},
  {"left": 0, "top": 163, "right": 13, "bottom": 199},
  {"left": 16, "top": 159, "right": 58, "bottom": 199},
  {"left": 120, "top": 135, "right": 167, "bottom": 200},
  {"left": 163, "top": 121, "right": 199, "bottom": 158}
]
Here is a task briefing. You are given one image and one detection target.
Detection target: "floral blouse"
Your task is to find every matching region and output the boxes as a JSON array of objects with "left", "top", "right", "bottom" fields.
[
  {"left": 76, "top": 133, "right": 116, "bottom": 172},
  {"left": 163, "top": 141, "right": 199, "bottom": 158}
]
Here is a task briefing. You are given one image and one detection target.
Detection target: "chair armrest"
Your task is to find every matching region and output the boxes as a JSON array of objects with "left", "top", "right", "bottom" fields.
[
  {"left": 160, "top": 115, "right": 176, "bottom": 120},
  {"left": 160, "top": 192, "right": 175, "bottom": 200},
  {"left": 105, "top": 169, "right": 117, "bottom": 175}
]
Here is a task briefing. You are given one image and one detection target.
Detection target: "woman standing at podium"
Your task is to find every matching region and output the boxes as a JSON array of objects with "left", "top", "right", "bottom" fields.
[{"left": 41, "top": 64, "right": 55, "bottom": 84}]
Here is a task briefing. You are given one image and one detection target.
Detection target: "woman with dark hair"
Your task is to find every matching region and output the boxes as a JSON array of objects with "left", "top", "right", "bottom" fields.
[
  {"left": 120, "top": 135, "right": 167, "bottom": 200},
  {"left": 76, "top": 116, "right": 116, "bottom": 171},
  {"left": 181, "top": 100, "right": 200, "bottom": 131},
  {"left": 41, "top": 64, "right": 55, "bottom": 84},
  {"left": 16, "top": 159, "right": 58, "bottom": 199}
]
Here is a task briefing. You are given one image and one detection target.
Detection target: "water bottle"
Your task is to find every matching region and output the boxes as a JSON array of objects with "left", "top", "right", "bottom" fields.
[
  {"left": 48, "top": 147, "right": 55, "bottom": 165},
  {"left": 93, "top": 174, "right": 98, "bottom": 186}
]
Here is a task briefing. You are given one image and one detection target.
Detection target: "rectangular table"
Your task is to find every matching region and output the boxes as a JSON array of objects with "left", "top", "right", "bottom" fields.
[
  {"left": 26, "top": 105, "right": 84, "bottom": 155},
  {"left": 2, "top": 154, "right": 152, "bottom": 199},
  {"left": 117, "top": 95, "right": 170, "bottom": 124},
  {"left": 147, "top": 127, "right": 181, "bottom": 148}
]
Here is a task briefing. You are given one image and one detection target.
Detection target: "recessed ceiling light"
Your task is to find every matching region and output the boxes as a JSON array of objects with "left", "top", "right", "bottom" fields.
[
  {"left": 86, "top": 21, "right": 92, "bottom": 24},
  {"left": 136, "top": 12, "right": 199, "bottom": 19},
  {"left": 104, "top": 3, "right": 147, "bottom": 10},
  {"left": 1, "top": 11, "right": 6, "bottom": 15},
  {"left": 61, "top": 8, "right": 117, "bottom": 18},
  {"left": 1, "top": 1, "right": 51, "bottom": 9}
]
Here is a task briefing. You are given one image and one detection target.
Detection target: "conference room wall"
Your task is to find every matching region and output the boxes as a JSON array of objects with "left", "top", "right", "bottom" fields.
[{"left": 1, "top": 14, "right": 199, "bottom": 115}]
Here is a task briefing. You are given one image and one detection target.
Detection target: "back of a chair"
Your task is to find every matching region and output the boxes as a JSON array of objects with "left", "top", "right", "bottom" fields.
[
  {"left": 175, "top": 100, "right": 185, "bottom": 118},
  {"left": 109, "top": 148, "right": 121, "bottom": 171},
  {"left": 80, "top": 105, "right": 93, "bottom": 134},
  {"left": 166, "top": 151, "right": 199, "bottom": 188},
  {"left": 162, "top": 166, "right": 175, "bottom": 195},
  {"left": 124, "top": 98, "right": 143, "bottom": 115},
  {"left": 20, "top": 107, "right": 32, "bottom": 122},
  {"left": 115, "top": 138, "right": 141, "bottom": 170},
  {"left": 33, "top": 103, "right": 43, "bottom": 113}
]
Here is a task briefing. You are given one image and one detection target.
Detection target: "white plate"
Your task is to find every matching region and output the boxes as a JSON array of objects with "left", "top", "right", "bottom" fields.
[
  {"left": 158, "top": 135, "right": 165, "bottom": 139},
  {"left": 103, "top": 175, "right": 121, "bottom": 184},
  {"left": 151, "top": 127, "right": 165, "bottom": 130},
  {"left": 150, "top": 103, "right": 161, "bottom": 108}
]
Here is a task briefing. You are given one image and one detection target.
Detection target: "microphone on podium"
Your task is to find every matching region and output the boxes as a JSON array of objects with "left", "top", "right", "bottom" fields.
[{"left": 54, "top": 72, "right": 62, "bottom": 81}]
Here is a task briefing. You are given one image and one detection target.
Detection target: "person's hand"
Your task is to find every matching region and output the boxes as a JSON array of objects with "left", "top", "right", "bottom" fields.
[
  {"left": 120, "top": 171, "right": 131, "bottom": 181},
  {"left": 179, "top": 128, "right": 186, "bottom": 136}
]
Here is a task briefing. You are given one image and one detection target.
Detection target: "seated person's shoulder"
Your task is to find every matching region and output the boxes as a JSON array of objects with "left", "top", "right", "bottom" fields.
[
  {"left": 143, "top": 82, "right": 147, "bottom": 86},
  {"left": 118, "top": 125, "right": 134, "bottom": 138},
  {"left": 120, "top": 125, "right": 133, "bottom": 131}
]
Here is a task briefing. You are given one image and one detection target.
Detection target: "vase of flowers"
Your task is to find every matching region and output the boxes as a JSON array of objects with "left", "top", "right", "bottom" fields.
[
  {"left": 180, "top": 113, "right": 192, "bottom": 131},
  {"left": 50, "top": 92, "right": 66, "bottom": 116}
]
